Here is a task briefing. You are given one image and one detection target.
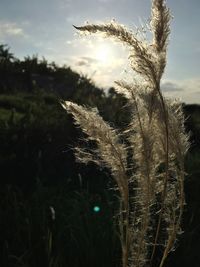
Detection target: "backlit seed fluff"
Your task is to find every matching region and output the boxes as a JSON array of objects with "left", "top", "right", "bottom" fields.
[{"left": 62, "top": 1, "right": 189, "bottom": 267}]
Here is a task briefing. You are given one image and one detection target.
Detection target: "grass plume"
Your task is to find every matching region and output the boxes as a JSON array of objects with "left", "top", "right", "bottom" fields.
[{"left": 62, "top": 0, "right": 189, "bottom": 266}]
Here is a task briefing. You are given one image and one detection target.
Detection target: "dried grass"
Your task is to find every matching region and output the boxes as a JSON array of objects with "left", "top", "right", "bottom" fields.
[{"left": 62, "top": 1, "right": 189, "bottom": 266}]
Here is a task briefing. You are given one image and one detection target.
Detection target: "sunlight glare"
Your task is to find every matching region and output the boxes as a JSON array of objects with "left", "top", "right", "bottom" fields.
[{"left": 94, "top": 44, "right": 112, "bottom": 64}]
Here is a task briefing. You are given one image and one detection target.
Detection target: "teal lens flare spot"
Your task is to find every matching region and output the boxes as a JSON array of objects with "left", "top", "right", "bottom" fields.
[{"left": 93, "top": 206, "right": 100, "bottom": 212}]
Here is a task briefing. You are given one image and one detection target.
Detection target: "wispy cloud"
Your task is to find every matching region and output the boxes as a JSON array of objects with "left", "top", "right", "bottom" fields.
[
  {"left": 161, "top": 79, "right": 200, "bottom": 104},
  {"left": 161, "top": 81, "right": 183, "bottom": 92},
  {"left": 76, "top": 56, "right": 98, "bottom": 66},
  {"left": 0, "top": 21, "right": 27, "bottom": 38}
]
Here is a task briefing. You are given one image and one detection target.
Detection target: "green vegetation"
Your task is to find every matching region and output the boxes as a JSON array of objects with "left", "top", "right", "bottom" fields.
[{"left": 0, "top": 41, "right": 200, "bottom": 267}]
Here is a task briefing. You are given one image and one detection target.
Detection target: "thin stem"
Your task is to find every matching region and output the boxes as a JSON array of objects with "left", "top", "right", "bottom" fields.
[
  {"left": 130, "top": 92, "right": 152, "bottom": 267},
  {"left": 107, "top": 138, "right": 129, "bottom": 267},
  {"left": 159, "top": 159, "right": 185, "bottom": 267},
  {"left": 150, "top": 85, "right": 169, "bottom": 266}
]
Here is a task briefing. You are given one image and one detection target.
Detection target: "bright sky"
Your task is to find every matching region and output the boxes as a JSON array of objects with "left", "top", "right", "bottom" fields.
[{"left": 0, "top": 0, "right": 200, "bottom": 104}]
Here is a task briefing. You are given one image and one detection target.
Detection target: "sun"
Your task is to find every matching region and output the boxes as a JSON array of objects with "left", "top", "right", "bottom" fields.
[{"left": 94, "top": 44, "right": 112, "bottom": 64}]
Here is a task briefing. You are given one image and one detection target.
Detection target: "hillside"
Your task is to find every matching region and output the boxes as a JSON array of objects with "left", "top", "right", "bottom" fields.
[{"left": 0, "top": 44, "right": 200, "bottom": 267}]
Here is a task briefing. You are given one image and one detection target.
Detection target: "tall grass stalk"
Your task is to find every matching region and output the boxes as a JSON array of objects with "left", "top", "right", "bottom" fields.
[{"left": 62, "top": 0, "right": 189, "bottom": 266}]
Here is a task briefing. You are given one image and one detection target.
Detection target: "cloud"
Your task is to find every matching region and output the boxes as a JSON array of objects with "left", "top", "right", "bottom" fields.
[
  {"left": 179, "top": 79, "right": 200, "bottom": 104},
  {"left": 76, "top": 60, "right": 87, "bottom": 66},
  {"left": 183, "top": 78, "right": 200, "bottom": 92},
  {"left": 76, "top": 56, "right": 98, "bottom": 66},
  {"left": 0, "top": 22, "right": 26, "bottom": 38},
  {"left": 65, "top": 40, "right": 72, "bottom": 45},
  {"left": 161, "top": 79, "right": 200, "bottom": 104},
  {"left": 161, "top": 81, "right": 183, "bottom": 92},
  {"left": 82, "top": 56, "right": 98, "bottom": 64}
]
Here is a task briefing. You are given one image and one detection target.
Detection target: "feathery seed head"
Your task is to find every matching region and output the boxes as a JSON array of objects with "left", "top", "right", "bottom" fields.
[{"left": 62, "top": 1, "right": 189, "bottom": 266}]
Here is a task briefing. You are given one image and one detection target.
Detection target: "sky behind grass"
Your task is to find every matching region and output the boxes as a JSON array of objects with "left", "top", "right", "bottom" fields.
[{"left": 0, "top": 0, "right": 200, "bottom": 103}]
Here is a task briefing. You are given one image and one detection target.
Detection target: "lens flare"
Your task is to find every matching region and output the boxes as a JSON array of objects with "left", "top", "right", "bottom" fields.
[{"left": 93, "top": 206, "right": 100, "bottom": 212}]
